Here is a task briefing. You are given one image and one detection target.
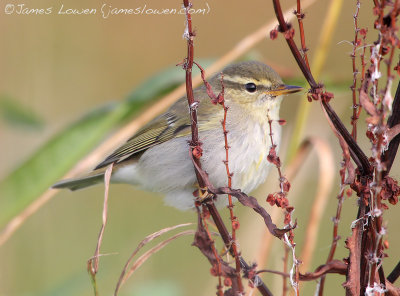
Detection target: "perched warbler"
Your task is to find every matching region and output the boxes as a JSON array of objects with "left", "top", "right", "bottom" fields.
[{"left": 53, "top": 61, "right": 302, "bottom": 210}]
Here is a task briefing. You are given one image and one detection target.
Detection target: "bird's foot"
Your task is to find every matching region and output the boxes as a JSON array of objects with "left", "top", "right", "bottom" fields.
[{"left": 194, "top": 185, "right": 214, "bottom": 204}]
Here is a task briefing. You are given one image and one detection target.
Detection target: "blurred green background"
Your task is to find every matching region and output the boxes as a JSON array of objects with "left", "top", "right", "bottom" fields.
[{"left": 1, "top": 0, "right": 399, "bottom": 295}]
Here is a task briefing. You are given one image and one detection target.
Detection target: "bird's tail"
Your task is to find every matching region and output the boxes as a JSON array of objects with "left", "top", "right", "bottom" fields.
[{"left": 52, "top": 171, "right": 105, "bottom": 191}]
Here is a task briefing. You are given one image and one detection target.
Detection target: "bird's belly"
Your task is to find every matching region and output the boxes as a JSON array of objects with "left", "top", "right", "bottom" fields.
[
  {"left": 201, "top": 123, "right": 280, "bottom": 194},
  {"left": 112, "top": 123, "right": 280, "bottom": 210}
]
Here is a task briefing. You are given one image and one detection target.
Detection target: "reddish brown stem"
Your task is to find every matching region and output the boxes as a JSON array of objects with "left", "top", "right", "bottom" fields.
[
  {"left": 182, "top": 0, "right": 205, "bottom": 190},
  {"left": 266, "top": 115, "right": 297, "bottom": 292},
  {"left": 282, "top": 246, "right": 289, "bottom": 296},
  {"left": 182, "top": 1, "right": 223, "bottom": 293},
  {"left": 272, "top": 0, "right": 372, "bottom": 176},
  {"left": 295, "top": 0, "right": 310, "bottom": 69},
  {"left": 382, "top": 81, "right": 400, "bottom": 175},
  {"left": 272, "top": 0, "right": 317, "bottom": 88},
  {"left": 350, "top": 1, "right": 361, "bottom": 140},
  {"left": 192, "top": 62, "right": 244, "bottom": 292},
  {"left": 270, "top": 0, "right": 400, "bottom": 295},
  {"left": 182, "top": 8, "right": 275, "bottom": 293},
  {"left": 207, "top": 203, "right": 273, "bottom": 296},
  {"left": 200, "top": 206, "right": 224, "bottom": 295},
  {"left": 220, "top": 90, "right": 243, "bottom": 292}
]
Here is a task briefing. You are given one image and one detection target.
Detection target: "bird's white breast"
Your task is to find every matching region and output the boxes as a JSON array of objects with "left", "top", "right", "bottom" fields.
[{"left": 112, "top": 99, "right": 282, "bottom": 210}]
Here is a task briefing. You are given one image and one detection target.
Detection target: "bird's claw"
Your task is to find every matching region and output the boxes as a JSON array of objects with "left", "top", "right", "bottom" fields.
[{"left": 195, "top": 186, "right": 214, "bottom": 203}]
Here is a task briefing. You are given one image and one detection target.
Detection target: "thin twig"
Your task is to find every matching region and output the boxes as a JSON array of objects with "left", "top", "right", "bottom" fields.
[
  {"left": 181, "top": 2, "right": 227, "bottom": 294},
  {"left": 295, "top": 0, "right": 310, "bottom": 69},
  {"left": 87, "top": 163, "right": 113, "bottom": 296},
  {"left": 286, "top": 0, "right": 343, "bottom": 162},
  {"left": 199, "top": 206, "right": 224, "bottom": 296},
  {"left": 193, "top": 62, "right": 244, "bottom": 289},
  {"left": 119, "top": 230, "right": 195, "bottom": 285},
  {"left": 272, "top": 0, "right": 372, "bottom": 176},
  {"left": 219, "top": 78, "right": 243, "bottom": 288},
  {"left": 350, "top": 0, "right": 361, "bottom": 140},
  {"left": 114, "top": 223, "right": 193, "bottom": 295},
  {"left": 272, "top": 0, "right": 317, "bottom": 88}
]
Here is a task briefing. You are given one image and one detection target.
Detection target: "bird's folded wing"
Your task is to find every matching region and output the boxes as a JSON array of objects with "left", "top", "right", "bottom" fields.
[{"left": 94, "top": 111, "right": 191, "bottom": 169}]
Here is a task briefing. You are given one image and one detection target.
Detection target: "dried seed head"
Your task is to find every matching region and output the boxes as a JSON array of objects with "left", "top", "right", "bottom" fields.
[
  {"left": 284, "top": 27, "right": 295, "bottom": 40},
  {"left": 192, "top": 146, "right": 203, "bottom": 159},
  {"left": 270, "top": 29, "right": 279, "bottom": 40},
  {"left": 224, "top": 277, "right": 232, "bottom": 287},
  {"left": 278, "top": 119, "right": 287, "bottom": 126},
  {"left": 266, "top": 194, "right": 276, "bottom": 206},
  {"left": 359, "top": 28, "right": 368, "bottom": 36},
  {"left": 232, "top": 220, "right": 240, "bottom": 230},
  {"left": 346, "top": 188, "right": 353, "bottom": 197},
  {"left": 210, "top": 265, "right": 219, "bottom": 276}
]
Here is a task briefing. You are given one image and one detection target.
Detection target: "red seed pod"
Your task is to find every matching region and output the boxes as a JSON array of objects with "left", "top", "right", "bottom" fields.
[
  {"left": 275, "top": 197, "right": 285, "bottom": 208},
  {"left": 366, "top": 130, "right": 375, "bottom": 141},
  {"left": 394, "top": 64, "right": 400, "bottom": 76},
  {"left": 321, "top": 91, "right": 334, "bottom": 102},
  {"left": 224, "top": 277, "right": 232, "bottom": 287},
  {"left": 267, "top": 146, "right": 281, "bottom": 167},
  {"left": 270, "top": 29, "right": 279, "bottom": 40},
  {"left": 210, "top": 265, "right": 218, "bottom": 276},
  {"left": 266, "top": 193, "right": 276, "bottom": 206},
  {"left": 282, "top": 179, "right": 291, "bottom": 193},
  {"left": 232, "top": 220, "right": 240, "bottom": 230},
  {"left": 284, "top": 28, "right": 295, "bottom": 40},
  {"left": 312, "top": 93, "right": 319, "bottom": 101},
  {"left": 346, "top": 188, "right": 353, "bottom": 197},
  {"left": 381, "top": 46, "right": 389, "bottom": 56},
  {"left": 284, "top": 212, "right": 291, "bottom": 225},
  {"left": 286, "top": 206, "right": 294, "bottom": 213},
  {"left": 383, "top": 240, "right": 389, "bottom": 249},
  {"left": 192, "top": 146, "right": 203, "bottom": 159},
  {"left": 280, "top": 197, "right": 289, "bottom": 209},
  {"left": 288, "top": 231, "right": 295, "bottom": 243},
  {"left": 278, "top": 119, "right": 287, "bottom": 126},
  {"left": 217, "top": 94, "right": 225, "bottom": 104},
  {"left": 380, "top": 176, "right": 400, "bottom": 205},
  {"left": 359, "top": 28, "right": 367, "bottom": 36}
]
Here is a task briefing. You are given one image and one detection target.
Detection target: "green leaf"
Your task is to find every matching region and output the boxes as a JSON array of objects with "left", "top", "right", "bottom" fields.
[
  {"left": 0, "top": 95, "right": 45, "bottom": 130},
  {"left": 0, "top": 59, "right": 214, "bottom": 228},
  {"left": 0, "top": 104, "right": 123, "bottom": 227}
]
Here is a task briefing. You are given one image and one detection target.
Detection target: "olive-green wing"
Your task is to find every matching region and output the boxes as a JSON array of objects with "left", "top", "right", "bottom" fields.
[{"left": 95, "top": 111, "right": 190, "bottom": 169}]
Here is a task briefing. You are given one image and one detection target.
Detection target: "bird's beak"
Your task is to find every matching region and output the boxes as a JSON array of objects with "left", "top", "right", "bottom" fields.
[{"left": 265, "top": 84, "right": 303, "bottom": 96}]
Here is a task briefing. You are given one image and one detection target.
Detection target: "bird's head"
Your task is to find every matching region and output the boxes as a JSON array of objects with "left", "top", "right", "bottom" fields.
[{"left": 210, "top": 61, "right": 302, "bottom": 119}]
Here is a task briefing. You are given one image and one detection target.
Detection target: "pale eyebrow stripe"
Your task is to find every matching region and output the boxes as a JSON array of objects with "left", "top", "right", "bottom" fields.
[{"left": 222, "top": 75, "right": 273, "bottom": 87}]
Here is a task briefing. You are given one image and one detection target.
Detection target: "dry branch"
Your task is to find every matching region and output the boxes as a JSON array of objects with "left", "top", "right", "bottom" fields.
[{"left": 271, "top": 0, "right": 400, "bottom": 295}]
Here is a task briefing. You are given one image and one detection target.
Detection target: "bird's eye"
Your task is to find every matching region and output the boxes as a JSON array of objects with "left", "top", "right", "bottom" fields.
[{"left": 245, "top": 83, "right": 257, "bottom": 93}]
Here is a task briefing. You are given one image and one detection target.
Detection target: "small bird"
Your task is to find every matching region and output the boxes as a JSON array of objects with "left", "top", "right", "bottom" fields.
[{"left": 53, "top": 61, "right": 302, "bottom": 210}]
